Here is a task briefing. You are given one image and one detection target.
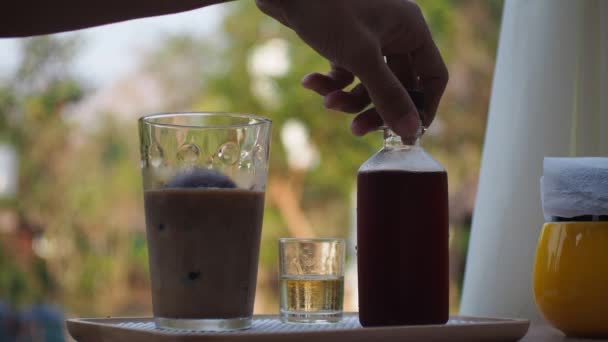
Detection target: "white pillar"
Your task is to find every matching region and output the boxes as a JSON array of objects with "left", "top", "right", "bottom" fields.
[{"left": 460, "top": 0, "right": 608, "bottom": 320}]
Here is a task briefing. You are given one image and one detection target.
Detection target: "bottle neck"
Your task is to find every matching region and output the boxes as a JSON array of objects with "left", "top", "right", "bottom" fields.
[{"left": 383, "top": 128, "right": 420, "bottom": 149}]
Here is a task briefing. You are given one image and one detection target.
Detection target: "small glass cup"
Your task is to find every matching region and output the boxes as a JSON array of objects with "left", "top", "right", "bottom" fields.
[
  {"left": 139, "top": 113, "right": 271, "bottom": 331},
  {"left": 279, "top": 238, "right": 345, "bottom": 323}
]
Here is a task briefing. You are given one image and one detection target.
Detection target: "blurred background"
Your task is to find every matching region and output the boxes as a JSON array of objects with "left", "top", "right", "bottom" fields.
[{"left": 0, "top": 0, "right": 502, "bottom": 340}]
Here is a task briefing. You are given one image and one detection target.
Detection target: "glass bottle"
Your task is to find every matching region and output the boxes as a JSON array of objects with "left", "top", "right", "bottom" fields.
[{"left": 356, "top": 93, "right": 449, "bottom": 326}]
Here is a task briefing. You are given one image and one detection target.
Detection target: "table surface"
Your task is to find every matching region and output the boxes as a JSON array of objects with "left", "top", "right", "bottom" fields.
[
  {"left": 65, "top": 317, "right": 607, "bottom": 341},
  {"left": 522, "top": 324, "right": 608, "bottom": 341}
]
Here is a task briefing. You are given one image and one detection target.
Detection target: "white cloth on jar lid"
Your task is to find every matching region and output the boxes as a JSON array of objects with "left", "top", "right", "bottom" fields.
[{"left": 541, "top": 157, "right": 608, "bottom": 220}]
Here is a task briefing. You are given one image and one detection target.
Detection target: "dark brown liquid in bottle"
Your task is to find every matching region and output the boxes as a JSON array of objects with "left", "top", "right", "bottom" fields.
[{"left": 357, "top": 170, "right": 449, "bottom": 326}]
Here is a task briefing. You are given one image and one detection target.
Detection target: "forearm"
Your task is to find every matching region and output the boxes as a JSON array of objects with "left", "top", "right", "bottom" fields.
[{"left": 0, "top": 0, "right": 232, "bottom": 37}]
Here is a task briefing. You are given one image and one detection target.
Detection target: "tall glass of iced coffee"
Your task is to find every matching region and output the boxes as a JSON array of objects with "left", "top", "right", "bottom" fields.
[{"left": 139, "top": 113, "right": 271, "bottom": 331}]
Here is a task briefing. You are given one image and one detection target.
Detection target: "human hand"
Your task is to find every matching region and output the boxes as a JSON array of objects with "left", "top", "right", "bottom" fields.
[{"left": 256, "top": 0, "right": 448, "bottom": 139}]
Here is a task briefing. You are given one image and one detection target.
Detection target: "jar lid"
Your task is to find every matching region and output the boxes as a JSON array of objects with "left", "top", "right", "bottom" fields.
[{"left": 541, "top": 157, "right": 608, "bottom": 221}]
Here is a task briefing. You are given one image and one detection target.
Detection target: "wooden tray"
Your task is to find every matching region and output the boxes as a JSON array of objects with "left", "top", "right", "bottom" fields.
[{"left": 66, "top": 313, "right": 530, "bottom": 342}]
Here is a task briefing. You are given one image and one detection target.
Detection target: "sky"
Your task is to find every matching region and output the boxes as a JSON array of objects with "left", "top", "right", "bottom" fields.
[{"left": 0, "top": 3, "right": 231, "bottom": 87}]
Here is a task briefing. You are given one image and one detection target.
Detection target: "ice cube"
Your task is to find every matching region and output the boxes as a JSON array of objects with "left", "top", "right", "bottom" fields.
[{"left": 167, "top": 168, "right": 237, "bottom": 189}]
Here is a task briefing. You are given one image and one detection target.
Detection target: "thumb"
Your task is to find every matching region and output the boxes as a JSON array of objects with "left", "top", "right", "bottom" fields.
[
  {"left": 256, "top": 0, "right": 290, "bottom": 27},
  {"left": 346, "top": 50, "right": 420, "bottom": 139}
]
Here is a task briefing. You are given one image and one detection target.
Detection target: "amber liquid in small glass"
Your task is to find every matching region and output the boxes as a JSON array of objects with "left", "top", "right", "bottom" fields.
[
  {"left": 280, "top": 275, "right": 344, "bottom": 321},
  {"left": 357, "top": 169, "right": 449, "bottom": 326}
]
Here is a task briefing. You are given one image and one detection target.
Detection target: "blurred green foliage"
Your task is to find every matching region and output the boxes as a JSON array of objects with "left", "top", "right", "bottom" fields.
[{"left": 0, "top": 0, "right": 502, "bottom": 315}]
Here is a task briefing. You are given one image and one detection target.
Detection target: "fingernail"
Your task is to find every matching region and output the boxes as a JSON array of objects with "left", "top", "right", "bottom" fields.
[
  {"left": 301, "top": 73, "right": 318, "bottom": 89},
  {"left": 301, "top": 75, "right": 313, "bottom": 89}
]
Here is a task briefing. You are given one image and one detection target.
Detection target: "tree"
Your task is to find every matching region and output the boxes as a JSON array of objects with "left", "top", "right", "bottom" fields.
[
  {"left": 0, "top": 36, "right": 84, "bottom": 308},
  {"left": 0, "top": 36, "right": 149, "bottom": 316}
]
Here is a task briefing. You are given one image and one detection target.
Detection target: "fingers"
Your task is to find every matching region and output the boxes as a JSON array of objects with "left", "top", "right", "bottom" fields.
[
  {"left": 382, "top": 0, "right": 448, "bottom": 127},
  {"left": 302, "top": 63, "right": 371, "bottom": 113},
  {"left": 324, "top": 83, "right": 370, "bottom": 113},
  {"left": 398, "top": 1, "right": 448, "bottom": 127},
  {"left": 255, "top": 0, "right": 290, "bottom": 27},
  {"left": 387, "top": 54, "right": 432, "bottom": 126},
  {"left": 301, "top": 64, "right": 354, "bottom": 96},
  {"left": 351, "top": 107, "right": 383, "bottom": 136},
  {"left": 387, "top": 54, "right": 418, "bottom": 90},
  {"left": 345, "top": 48, "right": 420, "bottom": 139},
  {"left": 410, "top": 38, "right": 448, "bottom": 127}
]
